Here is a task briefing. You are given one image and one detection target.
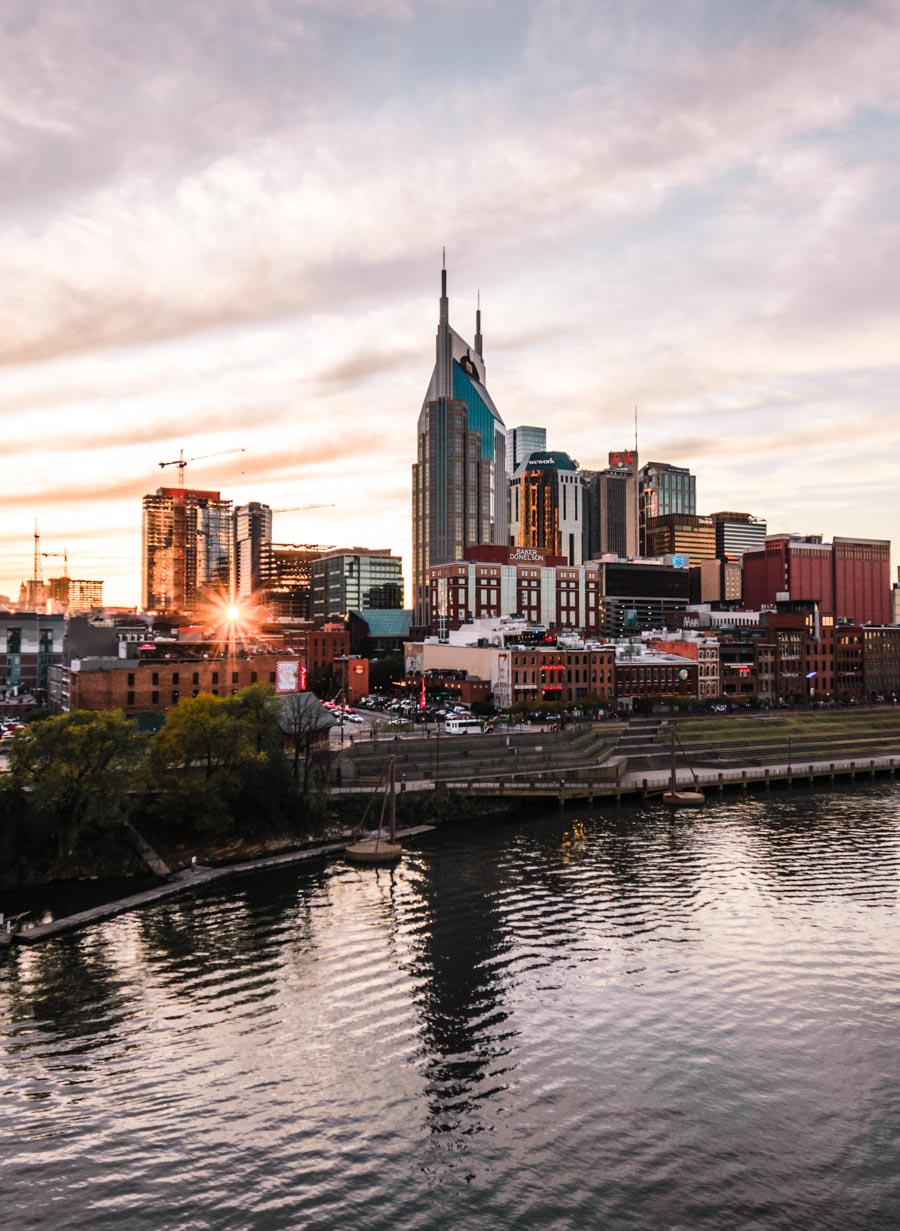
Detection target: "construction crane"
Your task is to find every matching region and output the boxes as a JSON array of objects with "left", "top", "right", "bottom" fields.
[
  {"left": 42, "top": 550, "right": 69, "bottom": 577},
  {"left": 272, "top": 542, "right": 336, "bottom": 551},
  {"left": 158, "top": 447, "right": 246, "bottom": 488},
  {"left": 272, "top": 503, "right": 335, "bottom": 513}
]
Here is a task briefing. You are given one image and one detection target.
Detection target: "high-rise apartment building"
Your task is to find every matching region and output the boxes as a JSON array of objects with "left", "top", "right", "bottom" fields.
[
  {"left": 142, "top": 487, "right": 233, "bottom": 613},
  {"left": 507, "top": 425, "right": 547, "bottom": 476},
  {"left": 234, "top": 502, "right": 273, "bottom": 597},
  {"left": 311, "top": 549, "right": 404, "bottom": 621},
  {"left": 639, "top": 461, "right": 696, "bottom": 554},
  {"left": 412, "top": 265, "right": 507, "bottom": 626},
  {"left": 509, "top": 451, "right": 584, "bottom": 565},
  {"left": 48, "top": 577, "right": 104, "bottom": 613}
]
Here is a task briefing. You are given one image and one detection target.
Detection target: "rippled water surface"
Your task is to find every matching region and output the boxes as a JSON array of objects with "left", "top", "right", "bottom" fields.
[{"left": 3, "top": 787, "right": 900, "bottom": 1230}]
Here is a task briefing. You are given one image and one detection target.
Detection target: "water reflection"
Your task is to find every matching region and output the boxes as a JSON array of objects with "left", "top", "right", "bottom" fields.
[{"left": 1, "top": 788, "right": 900, "bottom": 1230}]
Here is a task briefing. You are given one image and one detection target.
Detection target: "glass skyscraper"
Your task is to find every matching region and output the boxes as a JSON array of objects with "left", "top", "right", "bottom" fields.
[{"left": 412, "top": 265, "right": 507, "bottom": 625}]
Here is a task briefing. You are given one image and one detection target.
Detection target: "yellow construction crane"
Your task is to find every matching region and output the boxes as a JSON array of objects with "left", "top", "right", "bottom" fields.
[{"left": 158, "top": 447, "right": 246, "bottom": 488}]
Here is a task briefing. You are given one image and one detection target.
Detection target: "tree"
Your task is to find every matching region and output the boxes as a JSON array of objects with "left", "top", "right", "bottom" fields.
[
  {"left": 145, "top": 688, "right": 293, "bottom": 839},
  {"left": 279, "top": 692, "right": 335, "bottom": 791},
  {"left": 6, "top": 710, "right": 143, "bottom": 866},
  {"left": 148, "top": 694, "right": 253, "bottom": 781}
]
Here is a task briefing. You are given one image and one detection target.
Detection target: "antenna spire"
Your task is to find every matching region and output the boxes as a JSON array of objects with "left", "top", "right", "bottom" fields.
[{"left": 475, "top": 288, "right": 483, "bottom": 358}]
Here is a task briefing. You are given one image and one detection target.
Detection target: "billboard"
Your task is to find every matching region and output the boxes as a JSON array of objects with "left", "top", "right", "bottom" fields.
[{"left": 275, "top": 659, "right": 307, "bottom": 694}]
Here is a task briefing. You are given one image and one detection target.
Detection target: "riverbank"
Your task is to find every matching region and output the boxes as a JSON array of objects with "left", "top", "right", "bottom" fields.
[{"left": 7, "top": 823, "right": 437, "bottom": 949}]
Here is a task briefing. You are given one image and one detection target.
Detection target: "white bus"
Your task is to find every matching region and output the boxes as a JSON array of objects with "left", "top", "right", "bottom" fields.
[{"left": 444, "top": 716, "right": 483, "bottom": 735}]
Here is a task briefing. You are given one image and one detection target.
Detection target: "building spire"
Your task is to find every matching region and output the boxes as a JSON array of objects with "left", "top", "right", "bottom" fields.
[
  {"left": 475, "top": 289, "right": 483, "bottom": 358},
  {"left": 436, "top": 250, "right": 452, "bottom": 398}
]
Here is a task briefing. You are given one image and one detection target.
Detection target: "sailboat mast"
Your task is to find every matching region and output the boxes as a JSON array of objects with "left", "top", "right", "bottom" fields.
[{"left": 388, "top": 756, "right": 397, "bottom": 842}]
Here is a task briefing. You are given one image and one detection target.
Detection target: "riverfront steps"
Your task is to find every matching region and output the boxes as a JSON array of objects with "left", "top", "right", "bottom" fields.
[
  {"left": 333, "top": 753, "right": 900, "bottom": 804},
  {"left": 13, "top": 825, "right": 436, "bottom": 947}
]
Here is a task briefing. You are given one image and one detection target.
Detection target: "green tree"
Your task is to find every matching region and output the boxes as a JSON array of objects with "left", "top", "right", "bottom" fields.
[
  {"left": 146, "top": 688, "right": 293, "bottom": 839},
  {"left": 6, "top": 710, "right": 143, "bottom": 866},
  {"left": 148, "top": 693, "right": 253, "bottom": 781}
]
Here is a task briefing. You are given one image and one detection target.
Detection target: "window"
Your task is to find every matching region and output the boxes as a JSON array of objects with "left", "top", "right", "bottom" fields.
[
  {"left": 193, "top": 671, "right": 200, "bottom": 685},
  {"left": 250, "top": 671, "right": 257, "bottom": 683},
  {"left": 126, "top": 691, "right": 135, "bottom": 706},
  {"left": 212, "top": 672, "right": 219, "bottom": 685},
  {"left": 152, "top": 672, "right": 159, "bottom": 686},
  {"left": 232, "top": 671, "right": 239, "bottom": 685},
  {"left": 151, "top": 690, "right": 159, "bottom": 704},
  {"left": 172, "top": 673, "right": 179, "bottom": 685},
  {"left": 127, "top": 673, "right": 135, "bottom": 687},
  {"left": 269, "top": 673, "right": 276, "bottom": 683}
]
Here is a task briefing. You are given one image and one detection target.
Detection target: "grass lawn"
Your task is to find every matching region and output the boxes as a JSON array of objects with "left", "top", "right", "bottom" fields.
[{"left": 670, "top": 709, "right": 900, "bottom": 747}]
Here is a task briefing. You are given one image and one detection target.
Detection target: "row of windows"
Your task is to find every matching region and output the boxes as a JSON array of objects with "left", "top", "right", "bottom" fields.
[{"left": 124, "top": 670, "right": 270, "bottom": 690}]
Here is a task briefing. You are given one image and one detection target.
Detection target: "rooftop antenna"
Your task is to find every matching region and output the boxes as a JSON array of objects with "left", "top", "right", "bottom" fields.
[
  {"left": 33, "top": 520, "right": 42, "bottom": 584},
  {"left": 634, "top": 406, "right": 641, "bottom": 558}
]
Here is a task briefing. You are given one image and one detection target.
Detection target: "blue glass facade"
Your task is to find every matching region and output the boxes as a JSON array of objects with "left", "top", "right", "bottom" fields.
[{"left": 452, "top": 361, "right": 496, "bottom": 461}]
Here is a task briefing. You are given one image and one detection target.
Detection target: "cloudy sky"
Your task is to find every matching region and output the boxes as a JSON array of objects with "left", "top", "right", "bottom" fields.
[{"left": 2, "top": 0, "right": 899, "bottom": 606}]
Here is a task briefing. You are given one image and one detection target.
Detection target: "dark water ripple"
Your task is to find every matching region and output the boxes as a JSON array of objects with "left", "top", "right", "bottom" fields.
[{"left": 3, "top": 786, "right": 900, "bottom": 1229}]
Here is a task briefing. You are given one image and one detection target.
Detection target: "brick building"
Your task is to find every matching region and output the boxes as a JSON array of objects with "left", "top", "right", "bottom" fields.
[
  {"left": 50, "top": 653, "right": 288, "bottom": 714},
  {"left": 742, "top": 535, "right": 890, "bottom": 625},
  {"left": 429, "top": 545, "right": 690, "bottom": 638}
]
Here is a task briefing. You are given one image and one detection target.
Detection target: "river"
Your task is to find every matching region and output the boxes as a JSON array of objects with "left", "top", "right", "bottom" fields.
[{"left": 3, "top": 785, "right": 900, "bottom": 1230}]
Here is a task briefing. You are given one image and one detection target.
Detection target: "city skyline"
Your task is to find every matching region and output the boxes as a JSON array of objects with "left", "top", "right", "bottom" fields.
[{"left": 3, "top": 1, "right": 900, "bottom": 606}]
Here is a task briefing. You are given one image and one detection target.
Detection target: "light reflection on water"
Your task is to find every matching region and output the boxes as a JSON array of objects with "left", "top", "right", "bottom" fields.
[{"left": 3, "top": 786, "right": 900, "bottom": 1230}]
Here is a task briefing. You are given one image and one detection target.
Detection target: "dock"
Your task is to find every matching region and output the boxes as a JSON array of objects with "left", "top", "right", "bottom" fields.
[
  {"left": 332, "top": 752, "right": 900, "bottom": 804},
  {"left": 12, "top": 825, "right": 436, "bottom": 947}
]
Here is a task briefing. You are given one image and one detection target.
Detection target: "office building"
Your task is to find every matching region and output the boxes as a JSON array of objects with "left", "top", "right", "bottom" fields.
[
  {"left": 639, "top": 461, "right": 696, "bottom": 554},
  {"left": 742, "top": 534, "right": 891, "bottom": 626},
  {"left": 311, "top": 549, "right": 403, "bottom": 621},
  {"left": 411, "top": 264, "right": 508, "bottom": 626},
  {"left": 644, "top": 513, "right": 716, "bottom": 563},
  {"left": 712, "top": 511, "right": 767, "bottom": 560},
  {"left": 507, "top": 425, "right": 547, "bottom": 476},
  {"left": 234, "top": 502, "right": 273, "bottom": 597},
  {"left": 509, "top": 451, "right": 584, "bottom": 565},
  {"left": 586, "top": 449, "right": 640, "bottom": 560},
  {"left": 142, "top": 487, "right": 233, "bottom": 614}
]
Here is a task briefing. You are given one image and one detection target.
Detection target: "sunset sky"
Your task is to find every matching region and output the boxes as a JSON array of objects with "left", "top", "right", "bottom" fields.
[{"left": 2, "top": 0, "right": 899, "bottom": 607}]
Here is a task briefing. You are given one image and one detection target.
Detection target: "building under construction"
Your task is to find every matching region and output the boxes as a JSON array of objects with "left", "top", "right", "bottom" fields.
[{"left": 142, "top": 487, "right": 233, "bottom": 613}]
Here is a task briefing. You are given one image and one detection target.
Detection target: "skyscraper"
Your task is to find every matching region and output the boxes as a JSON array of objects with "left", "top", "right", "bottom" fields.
[
  {"left": 509, "top": 451, "right": 584, "bottom": 565},
  {"left": 583, "top": 449, "right": 640, "bottom": 559},
  {"left": 234, "top": 502, "right": 273, "bottom": 597},
  {"left": 639, "top": 461, "right": 696, "bottom": 554},
  {"left": 507, "top": 425, "right": 547, "bottom": 476},
  {"left": 142, "top": 487, "right": 233, "bottom": 613},
  {"left": 412, "top": 264, "right": 507, "bottom": 625}
]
